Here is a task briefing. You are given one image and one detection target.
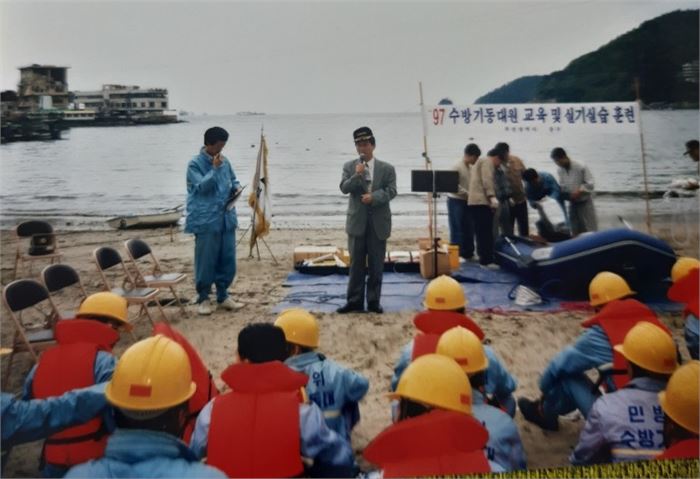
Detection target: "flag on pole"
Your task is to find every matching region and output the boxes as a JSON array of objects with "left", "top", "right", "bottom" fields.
[{"left": 248, "top": 132, "right": 271, "bottom": 252}]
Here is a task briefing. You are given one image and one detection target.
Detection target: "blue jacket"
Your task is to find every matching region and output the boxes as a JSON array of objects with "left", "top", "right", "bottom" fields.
[
  {"left": 190, "top": 399, "right": 354, "bottom": 470},
  {"left": 472, "top": 391, "right": 526, "bottom": 471},
  {"left": 185, "top": 148, "right": 241, "bottom": 234},
  {"left": 285, "top": 352, "right": 369, "bottom": 441},
  {"left": 539, "top": 325, "right": 614, "bottom": 394},
  {"left": 525, "top": 172, "right": 563, "bottom": 205},
  {"left": 65, "top": 429, "right": 224, "bottom": 478},
  {"left": 570, "top": 377, "right": 667, "bottom": 464},
  {"left": 392, "top": 341, "right": 518, "bottom": 406},
  {"left": 1, "top": 383, "right": 107, "bottom": 449}
]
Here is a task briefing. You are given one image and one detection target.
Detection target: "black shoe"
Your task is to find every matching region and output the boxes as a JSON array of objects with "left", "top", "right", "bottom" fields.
[
  {"left": 336, "top": 303, "right": 364, "bottom": 314},
  {"left": 518, "top": 397, "right": 559, "bottom": 431},
  {"left": 367, "top": 303, "right": 384, "bottom": 314}
]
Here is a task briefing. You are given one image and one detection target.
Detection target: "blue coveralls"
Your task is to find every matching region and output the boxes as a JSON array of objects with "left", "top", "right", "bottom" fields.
[
  {"left": 23, "top": 351, "right": 117, "bottom": 478},
  {"left": 190, "top": 399, "right": 355, "bottom": 472},
  {"left": 65, "top": 429, "right": 225, "bottom": 478},
  {"left": 685, "top": 314, "right": 699, "bottom": 360},
  {"left": 570, "top": 377, "right": 667, "bottom": 464},
  {"left": 472, "top": 390, "right": 527, "bottom": 471},
  {"left": 539, "top": 325, "right": 613, "bottom": 420},
  {"left": 186, "top": 147, "right": 241, "bottom": 304},
  {"left": 392, "top": 341, "right": 518, "bottom": 417},
  {"left": 285, "top": 352, "right": 369, "bottom": 441},
  {"left": 1, "top": 384, "right": 107, "bottom": 471}
]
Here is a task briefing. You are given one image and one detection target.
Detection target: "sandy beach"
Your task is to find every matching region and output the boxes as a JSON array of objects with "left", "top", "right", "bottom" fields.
[{"left": 0, "top": 218, "right": 697, "bottom": 477}]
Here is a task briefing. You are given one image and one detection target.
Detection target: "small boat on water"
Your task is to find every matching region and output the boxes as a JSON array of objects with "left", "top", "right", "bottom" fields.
[{"left": 107, "top": 206, "right": 182, "bottom": 230}]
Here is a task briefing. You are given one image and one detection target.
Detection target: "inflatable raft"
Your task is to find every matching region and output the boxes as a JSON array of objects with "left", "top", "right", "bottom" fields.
[{"left": 494, "top": 228, "right": 676, "bottom": 299}]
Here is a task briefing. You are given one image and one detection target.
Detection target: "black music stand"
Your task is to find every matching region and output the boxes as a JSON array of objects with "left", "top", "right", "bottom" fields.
[{"left": 411, "top": 170, "right": 459, "bottom": 278}]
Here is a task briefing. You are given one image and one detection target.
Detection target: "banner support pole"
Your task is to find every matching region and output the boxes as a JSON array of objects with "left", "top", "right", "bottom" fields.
[
  {"left": 419, "top": 82, "right": 434, "bottom": 248},
  {"left": 635, "top": 78, "right": 652, "bottom": 234}
]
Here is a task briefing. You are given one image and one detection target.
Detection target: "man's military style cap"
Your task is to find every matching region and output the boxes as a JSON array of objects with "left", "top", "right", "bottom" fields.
[{"left": 353, "top": 127, "right": 374, "bottom": 143}]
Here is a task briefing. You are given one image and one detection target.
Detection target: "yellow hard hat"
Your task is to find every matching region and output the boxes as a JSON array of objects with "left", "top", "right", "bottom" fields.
[
  {"left": 77, "top": 292, "right": 130, "bottom": 330},
  {"left": 589, "top": 272, "right": 635, "bottom": 306},
  {"left": 389, "top": 354, "right": 472, "bottom": 415},
  {"left": 423, "top": 275, "right": 467, "bottom": 310},
  {"left": 613, "top": 321, "right": 678, "bottom": 374},
  {"left": 671, "top": 257, "right": 700, "bottom": 283},
  {"left": 274, "top": 308, "right": 319, "bottom": 348},
  {"left": 659, "top": 360, "right": 700, "bottom": 434},
  {"left": 436, "top": 326, "right": 489, "bottom": 374},
  {"left": 105, "top": 335, "right": 196, "bottom": 411}
]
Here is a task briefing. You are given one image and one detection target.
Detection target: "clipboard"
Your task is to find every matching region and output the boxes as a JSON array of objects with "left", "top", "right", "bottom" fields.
[{"left": 226, "top": 185, "right": 247, "bottom": 211}]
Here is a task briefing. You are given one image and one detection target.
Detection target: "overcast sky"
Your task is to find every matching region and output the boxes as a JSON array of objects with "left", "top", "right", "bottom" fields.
[{"left": 1, "top": 0, "right": 697, "bottom": 114}]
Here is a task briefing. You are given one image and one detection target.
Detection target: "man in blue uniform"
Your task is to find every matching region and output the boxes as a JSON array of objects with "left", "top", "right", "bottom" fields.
[
  {"left": 190, "top": 323, "right": 355, "bottom": 477},
  {"left": 275, "top": 308, "right": 369, "bottom": 441},
  {"left": 570, "top": 321, "right": 678, "bottom": 464},
  {"left": 436, "top": 326, "right": 526, "bottom": 471},
  {"left": 186, "top": 126, "right": 243, "bottom": 315},
  {"left": 518, "top": 272, "right": 669, "bottom": 431},
  {"left": 392, "top": 275, "right": 518, "bottom": 417},
  {"left": 66, "top": 336, "right": 225, "bottom": 478}
]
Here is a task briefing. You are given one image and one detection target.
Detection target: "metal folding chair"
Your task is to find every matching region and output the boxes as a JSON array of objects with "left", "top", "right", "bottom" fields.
[
  {"left": 41, "top": 263, "right": 88, "bottom": 320},
  {"left": 13, "top": 221, "right": 63, "bottom": 280},
  {"left": 124, "top": 238, "right": 188, "bottom": 317},
  {"left": 93, "top": 246, "right": 168, "bottom": 328},
  {"left": 2, "top": 279, "right": 60, "bottom": 388}
]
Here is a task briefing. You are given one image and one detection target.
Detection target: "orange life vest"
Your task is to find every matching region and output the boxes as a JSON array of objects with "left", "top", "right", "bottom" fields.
[
  {"left": 581, "top": 299, "right": 670, "bottom": 389},
  {"left": 411, "top": 311, "right": 485, "bottom": 360},
  {"left": 207, "top": 362, "right": 307, "bottom": 478},
  {"left": 152, "top": 322, "right": 220, "bottom": 443},
  {"left": 668, "top": 268, "right": 700, "bottom": 318},
  {"left": 32, "top": 320, "right": 117, "bottom": 467},
  {"left": 364, "top": 409, "right": 492, "bottom": 477},
  {"left": 656, "top": 439, "right": 700, "bottom": 460}
]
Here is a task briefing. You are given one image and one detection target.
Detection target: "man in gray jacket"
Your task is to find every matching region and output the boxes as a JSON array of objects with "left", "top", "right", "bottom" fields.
[
  {"left": 337, "top": 127, "right": 397, "bottom": 314},
  {"left": 551, "top": 147, "right": 598, "bottom": 235}
]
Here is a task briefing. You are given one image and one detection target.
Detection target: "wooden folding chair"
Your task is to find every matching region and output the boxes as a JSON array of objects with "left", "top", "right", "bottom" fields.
[
  {"left": 124, "top": 238, "right": 188, "bottom": 317},
  {"left": 2, "top": 279, "right": 60, "bottom": 388},
  {"left": 41, "top": 263, "right": 88, "bottom": 320},
  {"left": 13, "top": 221, "right": 63, "bottom": 280},
  {"left": 93, "top": 246, "right": 168, "bottom": 327}
]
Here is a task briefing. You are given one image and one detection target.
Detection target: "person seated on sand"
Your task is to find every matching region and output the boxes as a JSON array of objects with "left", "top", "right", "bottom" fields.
[
  {"left": 570, "top": 322, "right": 678, "bottom": 464},
  {"left": 2, "top": 381, "right": 108, "bottom": 472},
  {"left": 436, "top": 327, "right": 526, "bottom": 471},
  {"left": 667, "top": 257, "right": 699, "bottom": 360},
  {"left": 22, "top": 292, "right": 130, "bottom": 478},
  {"left": 275, "top": 308, "right": 369, "bottom": 442},
  {"left": 65, "top": 336, "right": 225, "bottom": 478},
  {"left": 519, "top": 272, "right": 673, "bottom": 431},
  {"left": 363, "top": 354, "right": 501, "bottom": 476},
  {"left": 656, "top": 360, "right": 699, "bottom": 460},
  {"left": 391, "top": 275, "right": 518, "bottom": 417},
  {"left": 190, "top": 323, "right": 356, "bottom": 478}
]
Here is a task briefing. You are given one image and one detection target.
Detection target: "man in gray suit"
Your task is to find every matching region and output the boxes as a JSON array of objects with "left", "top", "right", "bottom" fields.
[{"left": 337, "top": 127, "right": 397, "bottom": 314}]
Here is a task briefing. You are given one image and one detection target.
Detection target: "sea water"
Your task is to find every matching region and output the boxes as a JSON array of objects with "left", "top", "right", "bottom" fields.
[{"left": 1, "top": 110, "right": 697, "bottom": 235}]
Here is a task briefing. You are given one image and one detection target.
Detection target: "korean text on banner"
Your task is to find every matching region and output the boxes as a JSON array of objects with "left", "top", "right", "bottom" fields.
[{"left": 423, "top": 102, "right": 640, "bottom": 135}]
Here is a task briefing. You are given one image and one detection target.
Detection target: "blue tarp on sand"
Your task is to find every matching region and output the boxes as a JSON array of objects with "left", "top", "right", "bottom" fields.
[{"left": 274, "top": 263, "right": 684, "bottom": 314}]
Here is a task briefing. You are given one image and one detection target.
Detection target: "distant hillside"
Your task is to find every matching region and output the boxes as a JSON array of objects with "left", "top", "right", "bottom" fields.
[
  {"left": 476, "top": 9, "right": 699, "bottom": 106},
  {"left": 475, "top": 75, "right": 545, "bottom": 104}
]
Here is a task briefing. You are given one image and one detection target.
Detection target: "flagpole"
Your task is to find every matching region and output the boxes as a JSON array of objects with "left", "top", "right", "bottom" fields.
[
  {"left": 419, "top": 81, "right": 434, "bottom": 247},
  {"left": 635, "top": 78, "right": 652, "bottom": 234}
]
